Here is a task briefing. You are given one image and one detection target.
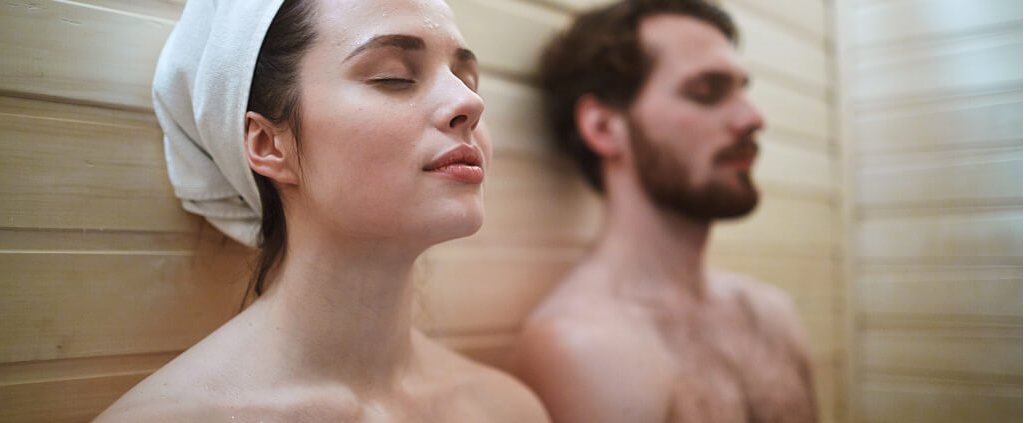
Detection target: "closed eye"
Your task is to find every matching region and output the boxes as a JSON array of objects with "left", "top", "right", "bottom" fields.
[{"left": 373, "top": 78, "right": 417, "bottom": 90}]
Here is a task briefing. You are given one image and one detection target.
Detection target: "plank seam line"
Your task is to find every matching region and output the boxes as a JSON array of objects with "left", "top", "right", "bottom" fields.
[
  {"left": 729, "top": 0, "right": 830, "bottom": 49},
  {"left": 53, "top": 0, "right": 177, "bottom": 25},
  {"left": 0, "top": 112, "right": 153, "bottom": 130}
]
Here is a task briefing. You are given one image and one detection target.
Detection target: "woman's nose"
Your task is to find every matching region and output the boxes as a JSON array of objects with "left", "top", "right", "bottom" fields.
[{"left": 435, "top": 74, "right": 485, "bottom": 135}]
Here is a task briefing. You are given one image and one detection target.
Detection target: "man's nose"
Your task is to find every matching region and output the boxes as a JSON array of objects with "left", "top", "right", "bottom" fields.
[{"left": 731, "top": 95, "right": 765, "bottom": 136}]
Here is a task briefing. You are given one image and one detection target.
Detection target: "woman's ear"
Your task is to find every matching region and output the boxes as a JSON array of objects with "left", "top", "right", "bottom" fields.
[
  {"left": 574, "top": 95, "right": 630, "bottom": 159},
  {"left": 245, "top": 111, "right": 299, "bottom": 186}
]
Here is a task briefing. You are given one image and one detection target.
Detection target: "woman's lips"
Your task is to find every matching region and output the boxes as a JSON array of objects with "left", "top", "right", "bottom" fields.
[
  {"left": 424, "top": 144, "right": 485, "bottom": 184},
  {"left": 426, "top": 163, "right": 485, "bottom": 183}
]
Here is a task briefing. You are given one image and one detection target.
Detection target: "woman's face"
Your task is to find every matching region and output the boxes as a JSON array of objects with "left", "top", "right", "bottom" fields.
[{"left": 290, "top": 0, "right": 490, "bottom": 246}]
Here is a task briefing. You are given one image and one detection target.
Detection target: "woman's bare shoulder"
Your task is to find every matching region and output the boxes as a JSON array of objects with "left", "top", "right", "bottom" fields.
[
  {"left": 92, "top": 313, "right": 266, "bottom": 422},
  {"left": 90, "top": 371, "right": 222, "bottom": 423}
]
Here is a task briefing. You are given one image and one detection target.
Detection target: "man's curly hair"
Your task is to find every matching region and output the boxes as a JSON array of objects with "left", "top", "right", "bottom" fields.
[{"left": 537, "top": 0, "right": 737, "bottom": 192}]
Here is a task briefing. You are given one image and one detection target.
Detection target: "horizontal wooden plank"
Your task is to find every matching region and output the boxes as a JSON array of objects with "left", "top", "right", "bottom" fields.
[
  {"left": 435, "top": 331, "right": 520, "bottom": 368},
  {"left": 754, "top": 136, "right": 836, "bottom": 200},
  {"left": 0, "top": 103, "right": 194, "bottom": 232},
  {"left": 853, "top": 89, "right": 1022, "bottom": 153},
  {"left": 856, "top": 265, "right": 1022, "bottom": 319},
  {"left": 752, "top": 77, "right": 832, "bottom": 141},
  {"left": 0, "top": 351, "right": 178, "bottom": 386},
  {"left": 856, "top": 146, "right": 1021, "bottom": 208},
  {"left": 542, "top": 0, "right": 827, "bottom": 42},
  {"left": 471, "top": 151, "right": 604, "bottom": 247},
  {"left": 712, "top": 194, "right": 839, "bottom": 257},
  {"left": 860, "top": 332, "right": 1021, "bottom": 383},
  {"left": 855, "top": 208, "right": 1021, "bottom": 264},
  {"left": 846, "top": 0, "right": 1023, "bottom": 47},
  {"left": 0, "top": 0, "right": 173, "bottom": 109},
  {"left": 0, "top": 372, "right": 143, "bottom": 423},
  {"left": 725, "top": 0, "right": 826, "bottom": 42},
  {"left": 64, "top": 0, "right": 185, "bottom": 22},
  {"left": 0, "top": 250, "right": 250, "bottom": 362},
  {"left": 450, "top": 0, "right": 569, "bottom": 78},
  {"left": 727, "top": 2, "right": 829, "bottom": 93},
  {"left": 479, "top": 75, "right": 552, "bottom": 156},
  {"left": 416, "top": 245, "right": 583, "bottom": 333},
  {"left": 0, "top": 95, "right": 158, "bottom": 128},
  {"left": 0, "top": 225, "right": 244, "bottom": 254},
  {"left": 849, "top": 28, "right": 1022, "bottom": 103},
  {"left": 857, "top": 378, "right": 1021, "bottom": 423}
]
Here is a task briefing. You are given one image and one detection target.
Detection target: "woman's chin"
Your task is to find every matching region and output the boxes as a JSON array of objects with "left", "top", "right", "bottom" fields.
[{"left": 420, "top": 206, "right": 485, "bottom": 246}]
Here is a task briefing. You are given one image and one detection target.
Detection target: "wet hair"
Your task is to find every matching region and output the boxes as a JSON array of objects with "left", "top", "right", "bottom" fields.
[
  {"left": 245, "top": 0, "right": 318, "bottom": 297},
  {"left": 537, "top": 0, "right": 737, "bottom": 192}
]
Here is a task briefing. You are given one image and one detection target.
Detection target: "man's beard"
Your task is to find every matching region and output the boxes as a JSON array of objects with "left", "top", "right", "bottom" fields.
[{"left": 629, "top": 118, "right": 760, "bottom": 221}]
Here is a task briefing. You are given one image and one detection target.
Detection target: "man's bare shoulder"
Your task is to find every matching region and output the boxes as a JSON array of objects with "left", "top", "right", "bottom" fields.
[
  {"left": 713, "top": 270, "right": 811, "bottom": 355},
  {"left": 512, "top": 268, "right": 673, "bottom": 423},
  {"left": 413, "top": 332, "right": 550, "bottom": 423}
]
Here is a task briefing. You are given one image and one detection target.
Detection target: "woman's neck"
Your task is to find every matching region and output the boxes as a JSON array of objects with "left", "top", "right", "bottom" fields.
[{"left": 251, "top": 228, "right": 424, "bottom": 393}]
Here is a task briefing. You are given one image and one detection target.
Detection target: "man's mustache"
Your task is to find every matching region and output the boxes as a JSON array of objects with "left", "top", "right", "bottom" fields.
[{"left": 714, "top": 137, "right": 759, "bottom": 163}]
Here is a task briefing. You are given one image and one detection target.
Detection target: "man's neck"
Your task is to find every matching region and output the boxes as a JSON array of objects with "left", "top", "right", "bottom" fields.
[
  {"left": 248, "top": 221, "right": 424, "bottom": 393},
  {"left": 595, "top": 176, "right": 712, "bottom": 303}
]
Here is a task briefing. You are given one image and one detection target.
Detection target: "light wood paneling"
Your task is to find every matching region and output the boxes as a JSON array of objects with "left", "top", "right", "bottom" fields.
[
  {"left": 450, "top": 0, "right": 568, "bottom": 78},
  {"left": 0, "top": 372, "right": 148, "bottom": 423},
  {"left": 850, "top": 28, "right": 1022, "bottom": 103},
  {"left": 0, "top": 0, "right": 172, "bottom": 109},
  {"left": 0, "top": 104, "right": 192, "bottom": 232},
  {"left": 62, "top": 0, "right": 186, "bottom": 22},
  {"left": 857, "top": 378, "right": 1021, "bottom": 423},
  {"left": 0, "top": 251, "right": 249, "bottom": 362},
  {"left": 856, "top": 265, "right": 1022, "bottom": 321},
  {"left": 726, "top": 0, "right": 827, "bottom": 41},
  {"left": 856, "top": 147, "right": 1021, "bottom": 208},
  {"left": 853, "top": 89, "right": 1022, "bottom": 154},
  {"left": 861, "top": 331, "right": 1021, "bottom": 382},
  {"left": 727, "top": 2, "right": 829, "bottom": 94},
  {"left": 847, "top": 0, "right": 1022, "bottom": 46},
  {"left": 754, "top": 137, "right": 836, "bottom": 199},
  {"left": 713, "top": 195, "right": 839, "bottom": 257},
  {"left": 855, "top": 209, "right": 1021, "bottom": 263},
  {"left": 839, "top": 0, "right": 1023, "bottom": 422},
  {"left": 751, "top": 77, "right": 833, "bottom": 141},
  {"left": 417, "top": 245, "right": 583, "bottom": 333}
]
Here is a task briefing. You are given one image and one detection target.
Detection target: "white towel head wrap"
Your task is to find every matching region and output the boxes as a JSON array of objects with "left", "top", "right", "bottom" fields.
[{"left": 153, "top": 0, "right": 287, "bottom": 247}]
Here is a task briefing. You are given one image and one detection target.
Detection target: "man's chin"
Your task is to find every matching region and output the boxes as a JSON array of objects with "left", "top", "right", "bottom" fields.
[{"left": 656, "top": 186, "right": 760, "bottom": 221}]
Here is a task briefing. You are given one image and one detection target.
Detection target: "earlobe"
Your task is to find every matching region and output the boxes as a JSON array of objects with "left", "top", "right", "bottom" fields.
[
  {"left": 245, "top": 111, "right": 299, "bottom": 186},
  {"left": 574, "top": 95, "right": 629, "bottom": 159}
]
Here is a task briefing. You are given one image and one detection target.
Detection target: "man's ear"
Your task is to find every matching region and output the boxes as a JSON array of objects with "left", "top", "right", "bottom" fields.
[
  {"left": 574, "top": 95, "right": 630, "bottom": 159},
  {"left": 245, "top": 111, "right": 299, "bottom": 186}
]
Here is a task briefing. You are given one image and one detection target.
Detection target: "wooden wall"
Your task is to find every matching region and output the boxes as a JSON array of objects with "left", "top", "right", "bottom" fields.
[
  {"left": 836, "top": 0, "right": 1023, "bottom": 422},
  {"left": 0, "top": 0, "right": 843, "bottom": 422}
]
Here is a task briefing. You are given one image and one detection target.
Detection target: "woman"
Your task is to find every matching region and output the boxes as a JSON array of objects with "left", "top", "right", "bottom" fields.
[{"left": 93, "top": 0, "right": 550, "bottom": 421}]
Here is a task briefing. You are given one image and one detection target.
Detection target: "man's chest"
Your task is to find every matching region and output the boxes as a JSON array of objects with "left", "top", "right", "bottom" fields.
[{"left": 653, "top": 315, "right": 817, "bottom": 423}]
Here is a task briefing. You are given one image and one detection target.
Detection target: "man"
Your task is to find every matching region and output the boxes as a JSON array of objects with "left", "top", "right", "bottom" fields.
[{"left": 510, "top": 1, "right": 819, "bottom": 422}]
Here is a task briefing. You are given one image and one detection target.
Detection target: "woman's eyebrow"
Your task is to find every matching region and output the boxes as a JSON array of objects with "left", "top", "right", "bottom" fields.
[{"left": 345, "top": 34, "right": 426, "bottom": 62}]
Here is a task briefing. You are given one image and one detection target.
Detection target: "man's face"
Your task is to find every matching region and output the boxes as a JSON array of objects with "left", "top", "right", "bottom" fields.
[{"left": 626, "top": 14, "right": 765, "bottom": 221}]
